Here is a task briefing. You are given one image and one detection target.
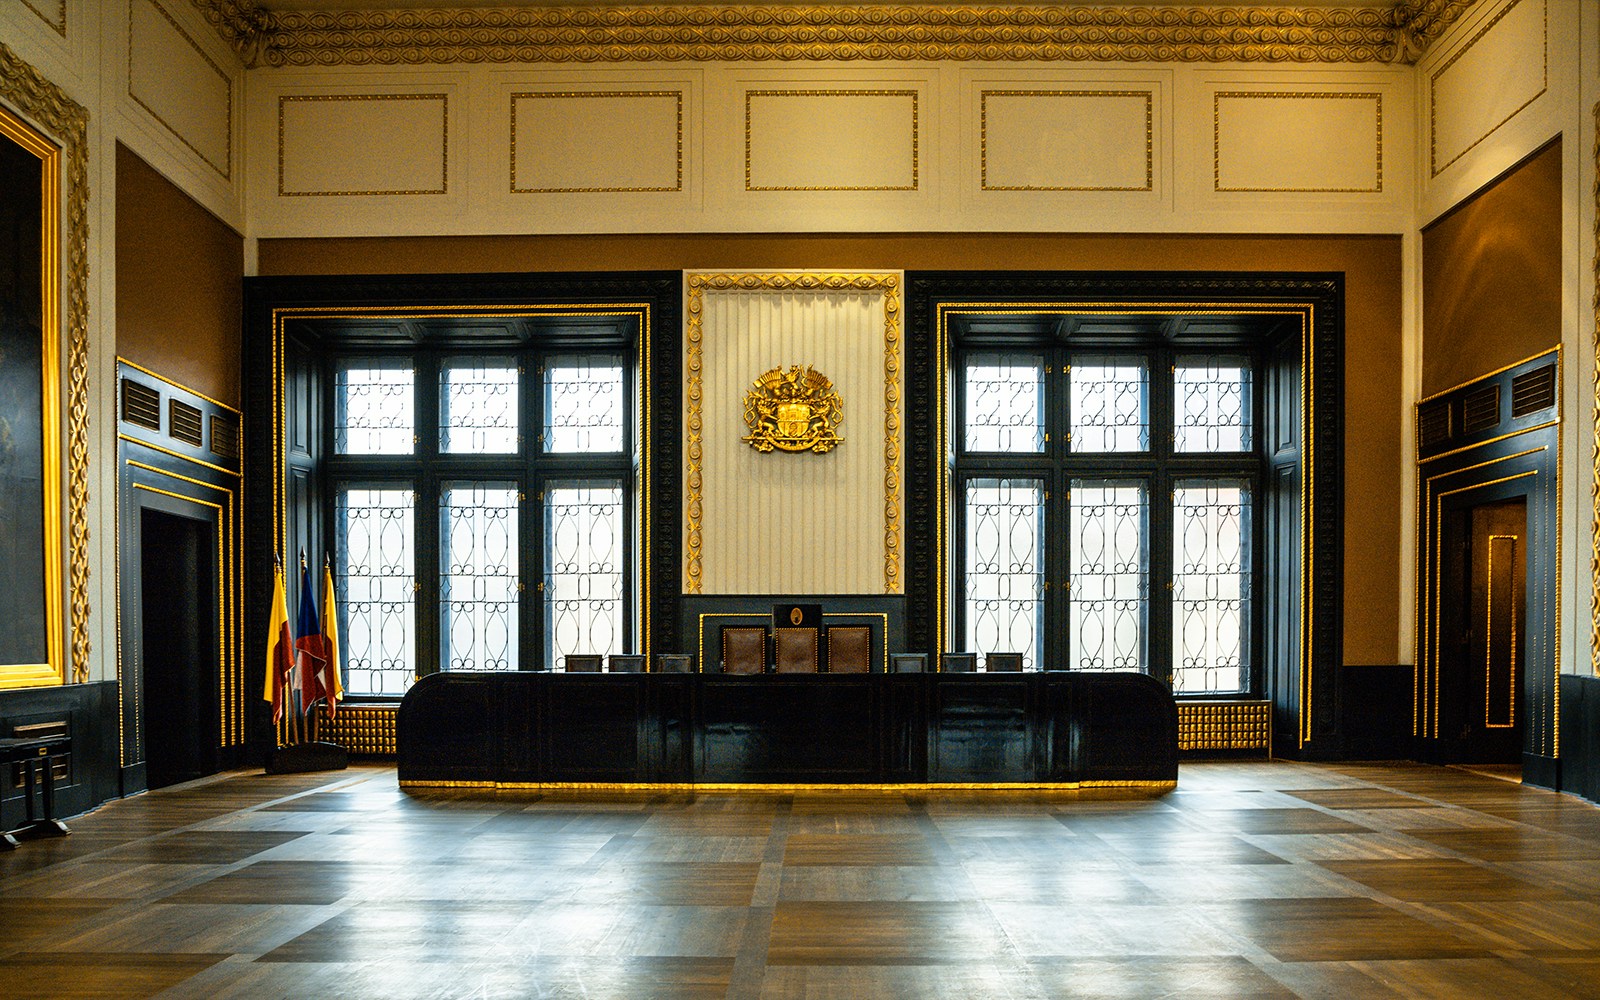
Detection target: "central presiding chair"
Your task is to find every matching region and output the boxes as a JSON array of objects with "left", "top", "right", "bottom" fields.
[{"left": 773, "top": 603, "right": 821, "bottom": 673}]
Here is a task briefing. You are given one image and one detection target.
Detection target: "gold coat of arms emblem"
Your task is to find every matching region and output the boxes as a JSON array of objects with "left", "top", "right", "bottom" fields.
[{"left": 742, "top": 365, "right": 844, "bottom": 454}]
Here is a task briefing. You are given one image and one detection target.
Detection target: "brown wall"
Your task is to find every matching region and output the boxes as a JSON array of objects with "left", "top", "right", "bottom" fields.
[
  {"left": 260, "top": 231, "right": 1404, "bottom": 665},
  {"left": 116, "top": 143, "right": 244, "bottom": 408},
  {"left": 1422, "top": 139, "right": 1562, "bottom": 398}
]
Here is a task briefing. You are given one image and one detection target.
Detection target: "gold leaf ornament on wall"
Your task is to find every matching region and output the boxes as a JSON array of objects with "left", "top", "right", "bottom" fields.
[{"left": 742, "top": 365, "right": 844, "bottom": 454}]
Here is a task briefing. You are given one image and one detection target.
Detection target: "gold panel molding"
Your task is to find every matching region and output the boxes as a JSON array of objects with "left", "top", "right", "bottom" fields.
[
  {"left": 1429, "top": 0, "right": 1547, "bottom": 178},
  {"left": 1592, "top": 100, "right": 1600, "bottom": 679},
  {"left": 510, "top": 90, "right": 684, "bottom": 194},
  {"left": 685, "top": 272, "right": 903, "bottom": 595},
  {"left": 1213, "top": 91, "right": 1383, "bottom": 194},
  {"left": 0, "top": 42, "right": 92, "bottom": 685},
  {"left": 22, "top": 1, "right": 67, "bottom": 36},
  {"left": 745, "top": 89, "right": 918, "bottom": 192},
  {"left": 189, "top": 3, "right": 1470, "bottom": 68},
  {"left": 131, "top": 0, "right": 234, "bottom": 180},
  {"left": 277, "top": 93, "right": 448, "bottom": 197},
  {"left": 980, "top": 89, "right": 1153, "bottom": 193}
]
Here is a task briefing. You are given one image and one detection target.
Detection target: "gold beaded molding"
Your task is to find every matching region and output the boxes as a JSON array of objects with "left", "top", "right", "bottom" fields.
[
  {"left": 0, "top": 42, "right": 92, "bottom": 684},
  {"left": 191, "top": 1, "right": 1473, "bottom": 67}
]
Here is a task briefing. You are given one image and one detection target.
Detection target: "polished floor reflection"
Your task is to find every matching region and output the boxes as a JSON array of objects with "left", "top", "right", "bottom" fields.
[{"left": 4, "top": 761, "right": 1600, "bottom": 998}]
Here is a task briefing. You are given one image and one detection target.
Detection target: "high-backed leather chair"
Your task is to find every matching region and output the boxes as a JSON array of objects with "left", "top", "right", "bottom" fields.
[
  {"left": 774, "top": 627, "right": 820, "bottom": 672},
  {"left": 722, "top": 627, "right": 767, "bottom": 674},
  {"left": 564, "top": 654, "right": 602, "bottom": 673},
  {"left": 985, "top": 652, "right": 1024, "bottom": 672},
  {"left": 826, "top": 626, "right": 871, "bottom": 673}
]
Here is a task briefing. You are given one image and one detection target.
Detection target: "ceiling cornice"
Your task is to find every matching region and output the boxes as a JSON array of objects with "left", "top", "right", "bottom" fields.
[{"left": 190, "top": 1, "right": 1476, "bottom": 69}]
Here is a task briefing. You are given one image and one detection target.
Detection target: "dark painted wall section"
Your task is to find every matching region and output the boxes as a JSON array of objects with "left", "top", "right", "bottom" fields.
[
  {"left": 115, "top": 143, "right": 244, "bottom": 409},
  {"left": 1422, "top": 139, "right": 1562, "bottom": 398},
  {"left": 258, "top": 232, "right": 1404, "bottom": 670},
  {"left": 0, "top": 682, "right": 120, "bottom": 827}
]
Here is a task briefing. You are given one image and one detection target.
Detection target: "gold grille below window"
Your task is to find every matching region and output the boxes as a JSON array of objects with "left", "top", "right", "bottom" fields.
[
  {"left": 315, "top": 703, "right": 397, "bottom": 756},
  {"left": 1177, "top": 701, "right": 1270, "bottom": 753}
]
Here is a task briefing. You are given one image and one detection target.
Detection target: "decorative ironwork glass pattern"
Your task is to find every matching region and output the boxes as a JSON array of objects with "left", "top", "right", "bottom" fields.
[
  {"left": 1070, "top": 359, "right": 1148, "bottom": 453},
  {"left": 964, "top": 353, "right": 1045, "bottom": 453},
  {"left": 334, "top": 362, "right": 414, "bottom": 455},
  {"left": 963, "top": 478, "right": 1044, "bottom": 670},
  {"left": 1172, "top": 481, "right": 1251, "bottom": 694},
  {"left": 439, "top": 483, "right": 519, "bottom": 671},
  {"left": 545, "top": 481, "right": 623, "bottom": 667},
  {"left": 1174, "top": 358, "right": 1251, "bottom": 452},
  {"left": 544, "top": 354, "right": 624, "bottom": 453},
  {"left": 335, "top": 488, "right": 416, "bottom": 696},
  {"left": 1069, "top": 480, "right": 1147, "bottom": 671},
  {"left": 440, "top": 359, "right": 518, "bottom": 453}
]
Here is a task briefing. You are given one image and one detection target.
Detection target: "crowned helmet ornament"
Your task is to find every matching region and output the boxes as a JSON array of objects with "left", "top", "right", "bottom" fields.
[{"left": 742, "top": 365, "right": 844, "bottom": 454}]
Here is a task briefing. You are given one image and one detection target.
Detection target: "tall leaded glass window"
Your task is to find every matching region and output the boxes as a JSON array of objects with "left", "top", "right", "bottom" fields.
[
  {"left": 440, "top": 483, "right": 519, "bottom": 671},
  {"left": 1069, "top": 481, "right": 1148, "bottom": 672},
  {"left": 951, "top": 329, "right": 1260, "bottom": 696},
  {"left": 1172, "top": 481, "right": 1251, "bottom": 694},
  {"left": 544, "top": 481, "right": 624, "bottom": 666},
  {"left": 327, "top": 335, "right": 636, "bottom": 694},
  {"left": 335, "top": 487, "right": 416, "bottom": 696},
  {"left": 964, "top": 353, "right": 1045, "bottom": 453},
  {"left": 963, "top": 478, "right": 1045, "bottom": 669}
]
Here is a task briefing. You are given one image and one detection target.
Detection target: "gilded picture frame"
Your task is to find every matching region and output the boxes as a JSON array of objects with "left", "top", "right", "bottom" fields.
[{"left": 0, "top": 103, "right": 65, "bottom": 689}]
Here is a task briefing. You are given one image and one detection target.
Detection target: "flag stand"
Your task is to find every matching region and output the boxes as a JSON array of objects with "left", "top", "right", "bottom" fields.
[{"left": 264, "top": 552, "right": 350, "bottom": 775}]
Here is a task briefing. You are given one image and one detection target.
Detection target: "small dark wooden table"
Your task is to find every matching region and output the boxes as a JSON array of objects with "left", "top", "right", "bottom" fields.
[{"left": 0, "top": 735, "right": 72, "bottom": 849}]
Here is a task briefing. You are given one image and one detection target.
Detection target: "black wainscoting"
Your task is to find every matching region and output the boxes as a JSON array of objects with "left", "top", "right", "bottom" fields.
[
  {"left": 0, "top": 682, "right": 120, "bottom": 828},
  {"left": 396, "top": 672, "right": 1177, "bottom": 786},
  {"left": 1559, "top": 675, "right": 1600, "bottom": 806}
]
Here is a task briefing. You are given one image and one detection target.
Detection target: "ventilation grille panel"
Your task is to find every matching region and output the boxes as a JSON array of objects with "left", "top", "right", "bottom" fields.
[
  {"left": 1511, "top": 363, "right": 1556, "bottom": 418},
  {"left": 1418, "top": 402, "right": 1452, "bottom": 449},
  {"left": 210, "top": 413, "right": 239, "bottom": 460},
  {"left": 1462, "top": 384, "right": 1500, "bottom": 434},
  {"left": 168, "top": 399, "right": 204, "bottom": 447},
  {"left": 121, "top": 379, "right": 160, "bottom": 430}
]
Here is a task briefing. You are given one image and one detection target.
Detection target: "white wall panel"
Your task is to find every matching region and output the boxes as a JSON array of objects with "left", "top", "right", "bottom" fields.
[
  {"left": 1429, "top": 0, "right": 1546, "bottom": 179},
  {"left": 688, "top": 275, "right": 902, "bottom": 596},
  {"left": 128, "top": 0, "right": 231, "bottom": 179},
  {"left": 278, "top": 93, "right": 449, "bottom": 197},
  {"left": 981, "top": 89, "right": 1151, "bottom": 192},
  {"left": 1215, "top": 91, "right": 1383, "bottom": 193},
  {"left": 745, "top": 89, "right": 918, "bottom": 191},
  {"left": 511, "top": 89, "right": 683, "bottom": 193}
]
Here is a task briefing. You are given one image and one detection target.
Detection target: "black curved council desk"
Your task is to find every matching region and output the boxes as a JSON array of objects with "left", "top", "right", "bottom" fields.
[{"left": 396, "top": 671, "right": 1178, "bottom": 789}]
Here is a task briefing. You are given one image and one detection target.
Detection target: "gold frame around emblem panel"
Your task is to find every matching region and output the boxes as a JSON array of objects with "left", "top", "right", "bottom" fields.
[
  {"left": 936, "top": 302, "right": 1315, "bottom": 744},
  {"left": 1213, "top": 91, "right": 1383, "bottom": 194},
  {"left": 277, "top": 93, "right": 449, "bottom": 197},
  {"left": 1429, "top": 0, "right": 1547, "bottom": 179},
  {"left": 270, "top": 303, "right": 655, "bottom": 662},
  {"left": 128, "top": 0, "right": 234, "bottom": 180},
  {"left": 980, "top": 89, "right": 1154, "bottom": 193},
  {"left": 510, "top": 90, "right": 685, "bottom": 194},
  {"left": 0, "top": 102, "right": 65, "bottom": 691},
  {"left": 683, "top": 272, "right": 904, "bottom": 595},
  {"left": 744, "top": 90, "right": 919, "bottom": 192},
  {"left": 0, "top": 45, "right": 92, "bottom": 685}
]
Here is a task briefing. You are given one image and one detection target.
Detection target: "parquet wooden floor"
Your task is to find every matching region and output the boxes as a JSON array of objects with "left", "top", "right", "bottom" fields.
[{"left": 3, "top": 761, "right": 1600, "bottom": 998}]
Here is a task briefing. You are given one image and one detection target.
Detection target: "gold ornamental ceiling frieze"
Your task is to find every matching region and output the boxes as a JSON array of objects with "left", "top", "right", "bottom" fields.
[{"left": 191, "top": 2, "right": 1476, "bottom": 67}]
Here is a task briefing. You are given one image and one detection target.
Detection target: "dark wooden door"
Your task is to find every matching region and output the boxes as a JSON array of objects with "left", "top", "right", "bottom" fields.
[{"left": 1443, "top": 499, "right": 1525, "bottom": 764}]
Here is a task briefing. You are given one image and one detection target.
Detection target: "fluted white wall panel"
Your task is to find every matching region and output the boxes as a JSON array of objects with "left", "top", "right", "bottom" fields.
[
  {"left": 690, "top": 278, "right": 902, "bottom": 595},
  {"left": 511, "top": 89, "right": 683, "bottom": 193},
  {"left": 278, "top": 92, "right": 450, "bottom": 197},
  {"left": 128, "top": 0, "right": 231, "bottom": 179}
]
